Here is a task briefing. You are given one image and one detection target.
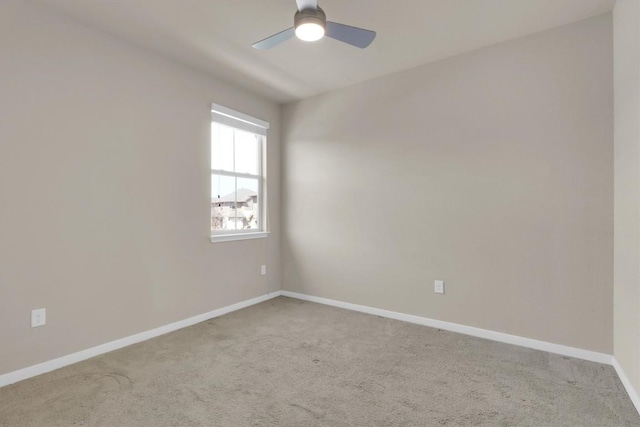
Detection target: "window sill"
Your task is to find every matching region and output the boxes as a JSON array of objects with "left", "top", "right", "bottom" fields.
[{"left": 210, "top": 231, "right": 269, "bottom": 243}]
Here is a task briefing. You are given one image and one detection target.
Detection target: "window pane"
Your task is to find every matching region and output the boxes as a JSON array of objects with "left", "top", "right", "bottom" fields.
[
  {"left": 211, "top": 174, "right": 237, "bottom": 232},
  {"left": 236, "top": 177, "right": 259, "bottom": 230},
  {"left": 234, "top": 130, "right": 259, "bottom": 175},
  {"left": 211, "top": 123, "right": 234, "bottom": 172}
]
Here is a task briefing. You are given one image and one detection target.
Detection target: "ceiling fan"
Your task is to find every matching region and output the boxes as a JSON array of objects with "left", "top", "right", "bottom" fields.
[{"left": 252, "top": 0, "right": 376, "bottom": 50}]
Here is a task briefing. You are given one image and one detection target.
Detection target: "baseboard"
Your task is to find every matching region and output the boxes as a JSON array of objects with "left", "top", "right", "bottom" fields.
[
  {"left": 612, "top": 357, "right": 640, "bottom": 415},
  {"left": 280, "top": 291, "right": 613, "bottom": 365},
  {"left": 2, "top": 289, "right": 627, "bottom": 406},
  {"left": 0, "top": 291, "right": 281, "bottom": 389}
]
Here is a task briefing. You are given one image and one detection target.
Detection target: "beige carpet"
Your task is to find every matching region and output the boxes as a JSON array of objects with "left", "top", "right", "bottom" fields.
[{"left": 0, "top": 296, "right": 638, "bottom": 426}]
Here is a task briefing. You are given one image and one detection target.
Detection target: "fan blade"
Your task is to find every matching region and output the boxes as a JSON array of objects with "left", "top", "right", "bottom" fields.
[
  {"left": 326, "top": 21, "right": 376, "bottom": 49},
  {"left": 252, "top": 28, "right": 295, "bottom": 50},
  {"left": 295, "top": 0, "right": 317, "bottom": 11}
]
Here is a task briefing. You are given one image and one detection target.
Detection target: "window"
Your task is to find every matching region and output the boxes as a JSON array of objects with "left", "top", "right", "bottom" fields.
[{"left": 210, "top": 104, "right": 269, "bottom": 242}]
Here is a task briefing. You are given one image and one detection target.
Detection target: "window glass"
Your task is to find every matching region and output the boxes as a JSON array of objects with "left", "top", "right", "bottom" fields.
[
  {"left": 211, "top": 124, "right": 234, "bottom": 172},
  {"left": 211, "top": 174, "right": 237, "bottom": 232},
  {"left": 234, "top": 130, "right": 259, "bottom": 175},
  {"left": 236, "top": 177, "right": 260, "bottom": 230}
]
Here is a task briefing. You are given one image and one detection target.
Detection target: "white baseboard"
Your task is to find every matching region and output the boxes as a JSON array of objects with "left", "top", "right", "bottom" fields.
[
  {"left": 613, "top": 357, "right": 640, "bottom": 416},
  {"left": 279, "top": 290, "right": 640, "bottom": 416},
  {"left": 0, "top": 291, "right": 281, "bottom": 388},
  {"left": 279, "top": 291, "right": 613, "bottom": 365},
  {"left": 4, "top": 289, "right": 637, "bottom": 418}
]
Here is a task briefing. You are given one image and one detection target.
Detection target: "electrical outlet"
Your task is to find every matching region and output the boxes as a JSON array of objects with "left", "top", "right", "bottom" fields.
[
  {"left": 261, "top": 265, "right": 267, "bottom": 275},
  {"left": 434, "top": 280, "right": 445, "bottom": 294},
  {"left": 31, "top": 308, "right": 46, "bottom": 327}
]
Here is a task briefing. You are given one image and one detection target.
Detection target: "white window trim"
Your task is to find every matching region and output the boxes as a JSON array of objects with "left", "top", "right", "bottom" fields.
[
  {"left": 210, "top": 231, "right": 269, "bottom": 243},
  {"left": 210, "top": 104, "right": 269, "bottom": 243},
  {"left": 211, "top": 103, "right": 270, "bottom": 133}
]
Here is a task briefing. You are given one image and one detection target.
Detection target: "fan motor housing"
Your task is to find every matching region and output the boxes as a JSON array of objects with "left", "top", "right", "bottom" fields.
[{"left": 294, "top": 6, "right": 327, "bottom": 31}]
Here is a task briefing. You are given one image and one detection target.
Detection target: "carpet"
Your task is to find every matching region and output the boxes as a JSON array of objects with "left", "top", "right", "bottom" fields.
[{"left": 0, "top": 296, "right": 638, "bottom": 426}]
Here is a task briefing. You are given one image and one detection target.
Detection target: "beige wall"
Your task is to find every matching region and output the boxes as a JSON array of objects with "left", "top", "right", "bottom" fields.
[
  {"left": 0, "top": 0, "right": 620, "bottom": 380},
  {"left": 282, "top": 15, "right": 613, "bottom": 353},
  {"left": 614, "top": 0, "right": 640, "bottom": 398},
  {"left": 0, "top": 1, "right": 281, "bottom": 376}
]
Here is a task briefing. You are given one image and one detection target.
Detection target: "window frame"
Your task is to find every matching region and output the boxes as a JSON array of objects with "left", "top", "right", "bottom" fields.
[{"left": 210, "top": 103, "right": 269, "bottom": 243}]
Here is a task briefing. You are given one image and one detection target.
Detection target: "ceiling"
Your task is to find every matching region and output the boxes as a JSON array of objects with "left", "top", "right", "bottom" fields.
[{"left": 36, "top": 0, "right": 615, "bottom": 103}]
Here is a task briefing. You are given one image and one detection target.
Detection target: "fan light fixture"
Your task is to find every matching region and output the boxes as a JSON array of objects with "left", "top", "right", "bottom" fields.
[
  {"left": 252, "top": 1, "right": 376, "bottom": 50},
  {"left": 295, "top": 22, "right": 325, "bottom": 41},
  {"left": 294, "top": 7, "right": 326, "bottom": 42}
]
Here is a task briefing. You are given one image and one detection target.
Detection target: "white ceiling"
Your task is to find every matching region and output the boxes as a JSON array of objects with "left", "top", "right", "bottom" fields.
[{"left": 37, "top": 0, "right": 615, "bottom": 103}]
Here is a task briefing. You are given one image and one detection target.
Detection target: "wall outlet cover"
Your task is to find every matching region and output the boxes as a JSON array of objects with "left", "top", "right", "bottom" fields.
[
  {"left": 434, "top": 280, "right": 445, "bottom": 294},
  {"left": 31, "top": 308, "right": 46, "bottom": 327}
]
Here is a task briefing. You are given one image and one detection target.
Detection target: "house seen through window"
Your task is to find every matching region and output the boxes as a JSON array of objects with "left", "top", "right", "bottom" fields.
[{"left": 210, "top": 104, "right": 269, "bottom": 242}]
